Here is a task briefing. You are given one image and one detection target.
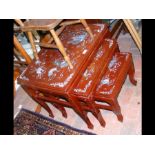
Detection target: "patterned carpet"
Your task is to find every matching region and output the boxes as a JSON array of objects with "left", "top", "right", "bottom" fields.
[{"left": 14, "top": 108, "right": 95, "bottom": 135}]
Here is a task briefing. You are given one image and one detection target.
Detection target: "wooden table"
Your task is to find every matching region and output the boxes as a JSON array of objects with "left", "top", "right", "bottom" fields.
[
  {"left": 69, "top": 38, "right": 119, "bottom": 127},
  {"left": 18, "top": 23, "right": 110, "bottom": 129}
]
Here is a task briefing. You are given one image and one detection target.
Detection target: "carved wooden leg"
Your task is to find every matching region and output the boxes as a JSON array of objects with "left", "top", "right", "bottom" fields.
[
  {"left": 104, "top": 98, "right": 123, "bottom": 122},
  {"left": 36, "top": 92, "right": 67, "bottom": 118},
  {"left": 52, "top": 104, "right": 67, "bottom": 118},
  {"left": 128, "top": 60, "right": 137, "bottom": 86},
  {"left": 90, "top": 102, "right": 106, "bottom": 127},
  {"left": 34, "top": 98, "right": 54, "bottom": 118},
  {"left": 111, "top": 99, "right": 123, "bottom": 122},
  {"left": 50, "top": 29, "right": 73, "bottom": 69},
  {"left": 23, "top": 86, "right": 54, "bottom": 118},
  {"left": 69, "top": 96, "right": 94, "bottom": 129},
  {"left": 92, "top": 110, "right": 106, "bottom": 127},
  {"left": 80, "top": 19, "right": 94, "bottom": 39},
  {"left": 75, "top": 109, "right": 94, "bottom": 129},
  {"left": 27, "top": 31, "right": 39, "bottom": 60}
]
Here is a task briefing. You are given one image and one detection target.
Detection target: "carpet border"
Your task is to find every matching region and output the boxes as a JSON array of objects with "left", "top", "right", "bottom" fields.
[{"left": 15, "top": 108, "right": 96, "bottom": 135}]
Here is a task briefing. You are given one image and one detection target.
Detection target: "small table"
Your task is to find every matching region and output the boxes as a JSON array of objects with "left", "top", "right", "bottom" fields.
[{"left": 69, "top": 38, "right": 119, "bottom": 127}]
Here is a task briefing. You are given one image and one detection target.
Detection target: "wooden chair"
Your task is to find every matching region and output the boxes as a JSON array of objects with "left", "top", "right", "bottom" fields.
[
  {"left": 14, "top": 35, "right": 32, "bottom": 96},
  {"left": 14, "top": 48, "right": 28, "bottom": 67},
  {"left": 14, "top": 19, "right": 94, "bottom": 69},
  {"left": 123, "top": 19, "right": 142, "bottom": 53}
]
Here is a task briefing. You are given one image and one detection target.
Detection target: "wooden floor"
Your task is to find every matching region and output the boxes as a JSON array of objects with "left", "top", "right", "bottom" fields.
[{"left": 14, "top": 32, "right": 142, "bottom": 134}]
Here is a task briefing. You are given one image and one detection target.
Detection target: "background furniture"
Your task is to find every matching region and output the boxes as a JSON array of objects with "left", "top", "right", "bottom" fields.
[
  {"left": 14, "top": 35, "right": 32, "bottom": 96},
  {"left": 15, "top": 19, "right": 94, "bottom": 69},
  {"left": 123, "top": 19, "right": 142, "bottom": 53}
]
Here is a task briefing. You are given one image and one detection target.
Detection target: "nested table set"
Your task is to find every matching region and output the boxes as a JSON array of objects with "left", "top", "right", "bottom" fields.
[{"left": 17, "top": 22, "right": 137, "bottom": 129}]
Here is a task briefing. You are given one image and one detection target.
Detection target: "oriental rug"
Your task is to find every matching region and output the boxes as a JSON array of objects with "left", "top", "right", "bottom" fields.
[{"left": 14, "top": 108, "right": 95, "bottom": 135}]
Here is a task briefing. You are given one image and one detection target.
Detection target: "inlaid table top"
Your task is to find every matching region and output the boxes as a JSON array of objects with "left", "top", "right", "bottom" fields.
[
  {"left": 18, "top": 23, "right": 109, "bottom": 94},
  {"left": 95, "top": 52, "right": 131, "bottom": 98},
  {"left": 70, "top": 39, "right": 117, "bottom": 100}
]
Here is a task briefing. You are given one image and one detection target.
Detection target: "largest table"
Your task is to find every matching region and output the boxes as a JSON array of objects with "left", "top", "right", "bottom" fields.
[{"left": 18, "top": 23, "right": 110, "bottom": 129}]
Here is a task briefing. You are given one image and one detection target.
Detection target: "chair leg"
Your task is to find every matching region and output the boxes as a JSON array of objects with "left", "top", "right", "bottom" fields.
[
  {"left": 80, "top": 19, "right": 94, "bottom": 39},
  {"left": 128, "top": 61, "right": 137, "bottom": 86},
  {"left": 50, "top": 29, "right": 73, "bottom": 69},
  {"left": 123, "top": 19, "right": 142, "bottom": 52},
  {"left": 14, "top": 35, "right": 32, "bottom": 64},
  {"left": 47, "top": 25, "right": 66, "bottom": 44},
  {"left": 27, "top": 31, "right": 39, "bottom": 60}
]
